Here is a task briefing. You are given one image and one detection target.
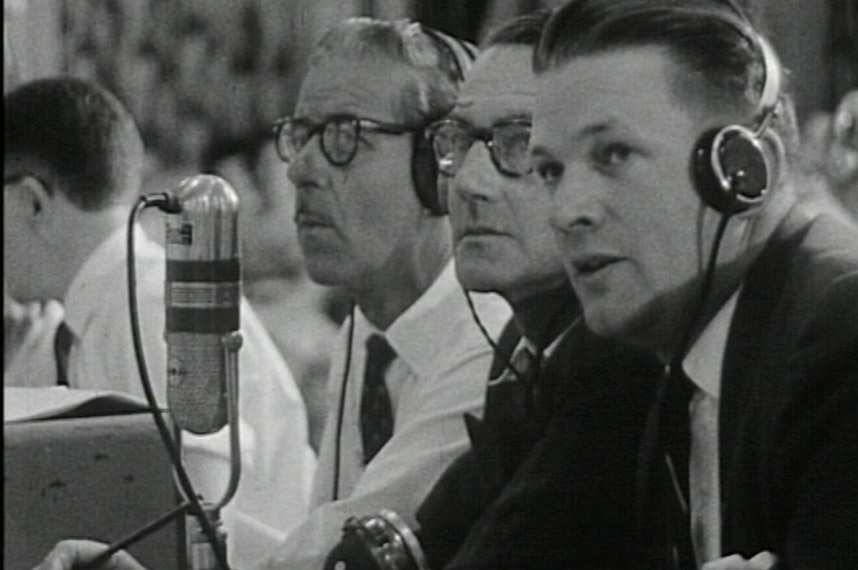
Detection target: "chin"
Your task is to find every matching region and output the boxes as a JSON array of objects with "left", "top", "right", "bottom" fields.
[
  {"left": 581, "top": 302, "right": 660, "bottom": 349},
  {"left": 455, "top": 261, "right": 507, "bottom": 293},
  {"left": 303, "top": 257, "right": 347, "bottom": 287}
]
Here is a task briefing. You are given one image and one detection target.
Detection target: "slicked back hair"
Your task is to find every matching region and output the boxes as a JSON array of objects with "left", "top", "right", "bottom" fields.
[{"left": 533, "top": 0, "right": 798, "bottom": 155}]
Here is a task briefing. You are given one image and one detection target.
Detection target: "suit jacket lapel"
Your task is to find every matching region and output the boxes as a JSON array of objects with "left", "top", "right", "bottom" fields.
[{"left": 718, "top": 209, "right": 812, "bottom": 551}]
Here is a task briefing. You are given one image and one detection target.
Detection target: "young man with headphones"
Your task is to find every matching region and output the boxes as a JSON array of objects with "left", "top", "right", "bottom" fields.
[
  {"left": 531, "top": 1, "right": 858, "bottom": 568},
  {"left": 31, "top": 17, "right": 510, "bottom": 570}
]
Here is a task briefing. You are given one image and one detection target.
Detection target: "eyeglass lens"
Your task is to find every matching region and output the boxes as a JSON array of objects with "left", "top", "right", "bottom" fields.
[
  {"left": 276, "top": 118, "right": 361, "bottom": 166},
  {"left": 431, "top": 121, "right": 532, "bottom": 177}
]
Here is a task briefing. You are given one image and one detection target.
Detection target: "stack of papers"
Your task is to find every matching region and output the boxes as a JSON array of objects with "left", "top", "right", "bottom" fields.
[{"left": 4, "top": 386, "right": 155, "bottom": 423}]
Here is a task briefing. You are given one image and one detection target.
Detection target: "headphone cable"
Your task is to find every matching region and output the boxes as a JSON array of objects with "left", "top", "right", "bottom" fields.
[
  {"left": 331, "top": 302, "right": 356, "bottom": 501},
  {"left": 463, "top": 288, "right": 525, "bottom": 381},
  {"left": 671, "top": 211, "right": 733, "bottom": 370}
]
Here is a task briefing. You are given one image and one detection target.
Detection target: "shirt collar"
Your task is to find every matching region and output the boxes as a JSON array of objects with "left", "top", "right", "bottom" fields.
[
  {"left": 683, "top": 288, "right": 741, "bottom": 399},
  {"left": 353, "top": 260, "right": 468, "bottom": 376},
  {"left": 521, "top": 317, "right": 579, "bottom": 360},
  {"left": 64, "top": 225, "right": 162, "bottom": 338}
]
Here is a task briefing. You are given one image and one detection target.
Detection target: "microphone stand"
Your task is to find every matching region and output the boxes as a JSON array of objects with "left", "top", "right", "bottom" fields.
[
  {"left": 89, "top": 340, "right": 242, "bottom": 570},
  {"left": 84, "top": 193, "right": 245, "bottom": 570},
  {"left": 83, "top": 196, "right": 237, "bottom": 570},
  {"left": 182, "top": 330, "right": 243, "bottom": 570}
]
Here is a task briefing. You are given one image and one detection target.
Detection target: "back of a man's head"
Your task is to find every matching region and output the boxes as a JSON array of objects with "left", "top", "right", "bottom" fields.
[
  {"left": 5, "top": 77, "right": 144, "bottom": 211},
  {"left": 309, "top": 17, "right": 475, "bottom": 128},
  {"left": 534, "top": 0, "right": 799, "bottom": 158}
]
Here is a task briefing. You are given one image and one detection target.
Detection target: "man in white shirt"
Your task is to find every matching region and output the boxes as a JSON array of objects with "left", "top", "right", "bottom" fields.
[
  {"left": 259, "top": 18, "right": 509, "bottom": 570},
  {"left": 5, "top": 77, "right": 315, "bottom": 569}
]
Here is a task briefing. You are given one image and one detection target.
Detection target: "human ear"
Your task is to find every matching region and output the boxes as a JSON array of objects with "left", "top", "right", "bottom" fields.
[
  {"left": 760, "top": 128, "right": 786, "bottom": 189},
  {"left": 14, "top": 174, "right": 53, "bottom": 230}
]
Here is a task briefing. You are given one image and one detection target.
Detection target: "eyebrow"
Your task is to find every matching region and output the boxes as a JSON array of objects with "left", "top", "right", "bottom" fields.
[
  {"left": 448, "top": 110, "right": 533, "bottom": 125},
  {"left": 579, "top": 119, "right": 620, "bottom": 138}
]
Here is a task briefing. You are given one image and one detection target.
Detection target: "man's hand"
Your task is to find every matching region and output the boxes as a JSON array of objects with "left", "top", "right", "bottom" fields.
[
  {"left": 31, "top": 540, "right": 148, "bottom": 570},
  {"left": 4, "top": 293, "right": 63, "bottom": 377},
  {"left": 702, "top": 550, "right": 778, "bottom": 570}
]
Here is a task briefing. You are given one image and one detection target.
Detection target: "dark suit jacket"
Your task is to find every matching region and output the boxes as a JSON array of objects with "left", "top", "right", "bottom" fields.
[
  {"left": 416, "top": 310, "right": 661, "bottom": 569},
  {"left": 641, "top": 206, "right": 858, "bottom": 569}
]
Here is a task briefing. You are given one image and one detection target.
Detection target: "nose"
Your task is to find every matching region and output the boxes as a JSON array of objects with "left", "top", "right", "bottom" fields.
[
  {"left": 452, "top": 142, "right": 500, "bottom": 204},
  {"left": 285, "top": 135, "right": 324, "bottom": 188},
  {"left": 548, "top": 166, "right": 605, "bottom": 236}
]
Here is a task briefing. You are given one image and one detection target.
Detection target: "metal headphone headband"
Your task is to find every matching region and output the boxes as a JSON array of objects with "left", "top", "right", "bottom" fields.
[
  {"left": 420, "top": 25, "right": 477, "bottom": 83},
  {"left": 707, "top": 9, "right": 783, "bottom": 197}
]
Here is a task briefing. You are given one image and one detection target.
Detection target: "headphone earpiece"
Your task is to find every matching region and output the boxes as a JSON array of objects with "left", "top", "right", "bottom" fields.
[
  {"left": 410, "top": 25, "right": 477, "bottom": 216},
  {"left": 412, "top": 131, "right": 446, "bottom": 215},
  {"left": 691, "top": 11, "right": 782, "bottom": 215},
  {"left": 693, "top": 124, "right": 772, "bottom": 214}
]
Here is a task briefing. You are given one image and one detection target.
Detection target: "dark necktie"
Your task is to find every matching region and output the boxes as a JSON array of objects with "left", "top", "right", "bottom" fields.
[
  {"left": 485, "top": 345, "right": 538, "bottom": 423},
  {"left": 360, "top": 334, "right": 397, "bottom": 464},
  {"left": 660, "top": 365, "right": 696, "bottom": 569},
  {"left": 54, "top": 321, "right": 73, "bottom": 387},
  {"left": 475, "top": 345, "right": 540, "bottom": 487}
]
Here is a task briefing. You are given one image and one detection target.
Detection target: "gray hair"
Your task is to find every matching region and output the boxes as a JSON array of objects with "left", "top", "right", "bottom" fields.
[{"left": 310, "top": 17, "right": 474, "bottom": 126}]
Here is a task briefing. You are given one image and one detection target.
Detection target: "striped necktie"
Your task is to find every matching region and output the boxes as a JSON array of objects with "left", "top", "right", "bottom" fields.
[{"left": 360, "top": 334, "right": 397, "bottom": 464}]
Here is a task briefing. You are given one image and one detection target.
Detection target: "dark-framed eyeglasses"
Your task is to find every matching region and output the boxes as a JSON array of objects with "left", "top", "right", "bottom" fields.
[
  {"left": 426, "top": 117, "right": 533, "bottom": 178},
  {"left": 273, "top": 114, "right": 416, "bottom": 167}
]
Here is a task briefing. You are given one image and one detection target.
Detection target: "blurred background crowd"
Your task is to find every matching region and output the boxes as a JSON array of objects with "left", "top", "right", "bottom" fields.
[{"left": 5, "top": 0, "right": 857, "bottom": 451}]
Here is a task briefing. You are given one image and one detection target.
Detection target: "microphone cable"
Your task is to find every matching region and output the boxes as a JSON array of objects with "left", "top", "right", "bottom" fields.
[{"left": 80, "top": 194, "right": 231, "bottom": 570}]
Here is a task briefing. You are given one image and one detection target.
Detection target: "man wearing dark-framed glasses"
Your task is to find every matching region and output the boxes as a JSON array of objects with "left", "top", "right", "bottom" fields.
[
  {"left": 274, "top": 115, "right": 414, "bottom": 168},
  {"left": 263, "top": 17, "right": 510, "bottom": 570},
  {"left": 324, "top": 10, "right": 659, "bottom": 570},
  {"left": 426, "top": 116, "right": 533, "bottom": 178}
]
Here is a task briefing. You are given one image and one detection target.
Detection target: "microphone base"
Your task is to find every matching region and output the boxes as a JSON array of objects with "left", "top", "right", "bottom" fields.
[{"left": 186, "top": 503, "right": 228, "bottom": 570}]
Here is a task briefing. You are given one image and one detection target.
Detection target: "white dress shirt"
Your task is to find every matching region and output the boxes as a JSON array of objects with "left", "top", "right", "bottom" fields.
[
  {"left": 61, "top": 225, "right": 316, "bottom": 570},
  {"left": 259, "top": 261, "right": 511, "bottom": 570},
  {"left": 683, "top": 290, "right": 740, "bottom": 567}
]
